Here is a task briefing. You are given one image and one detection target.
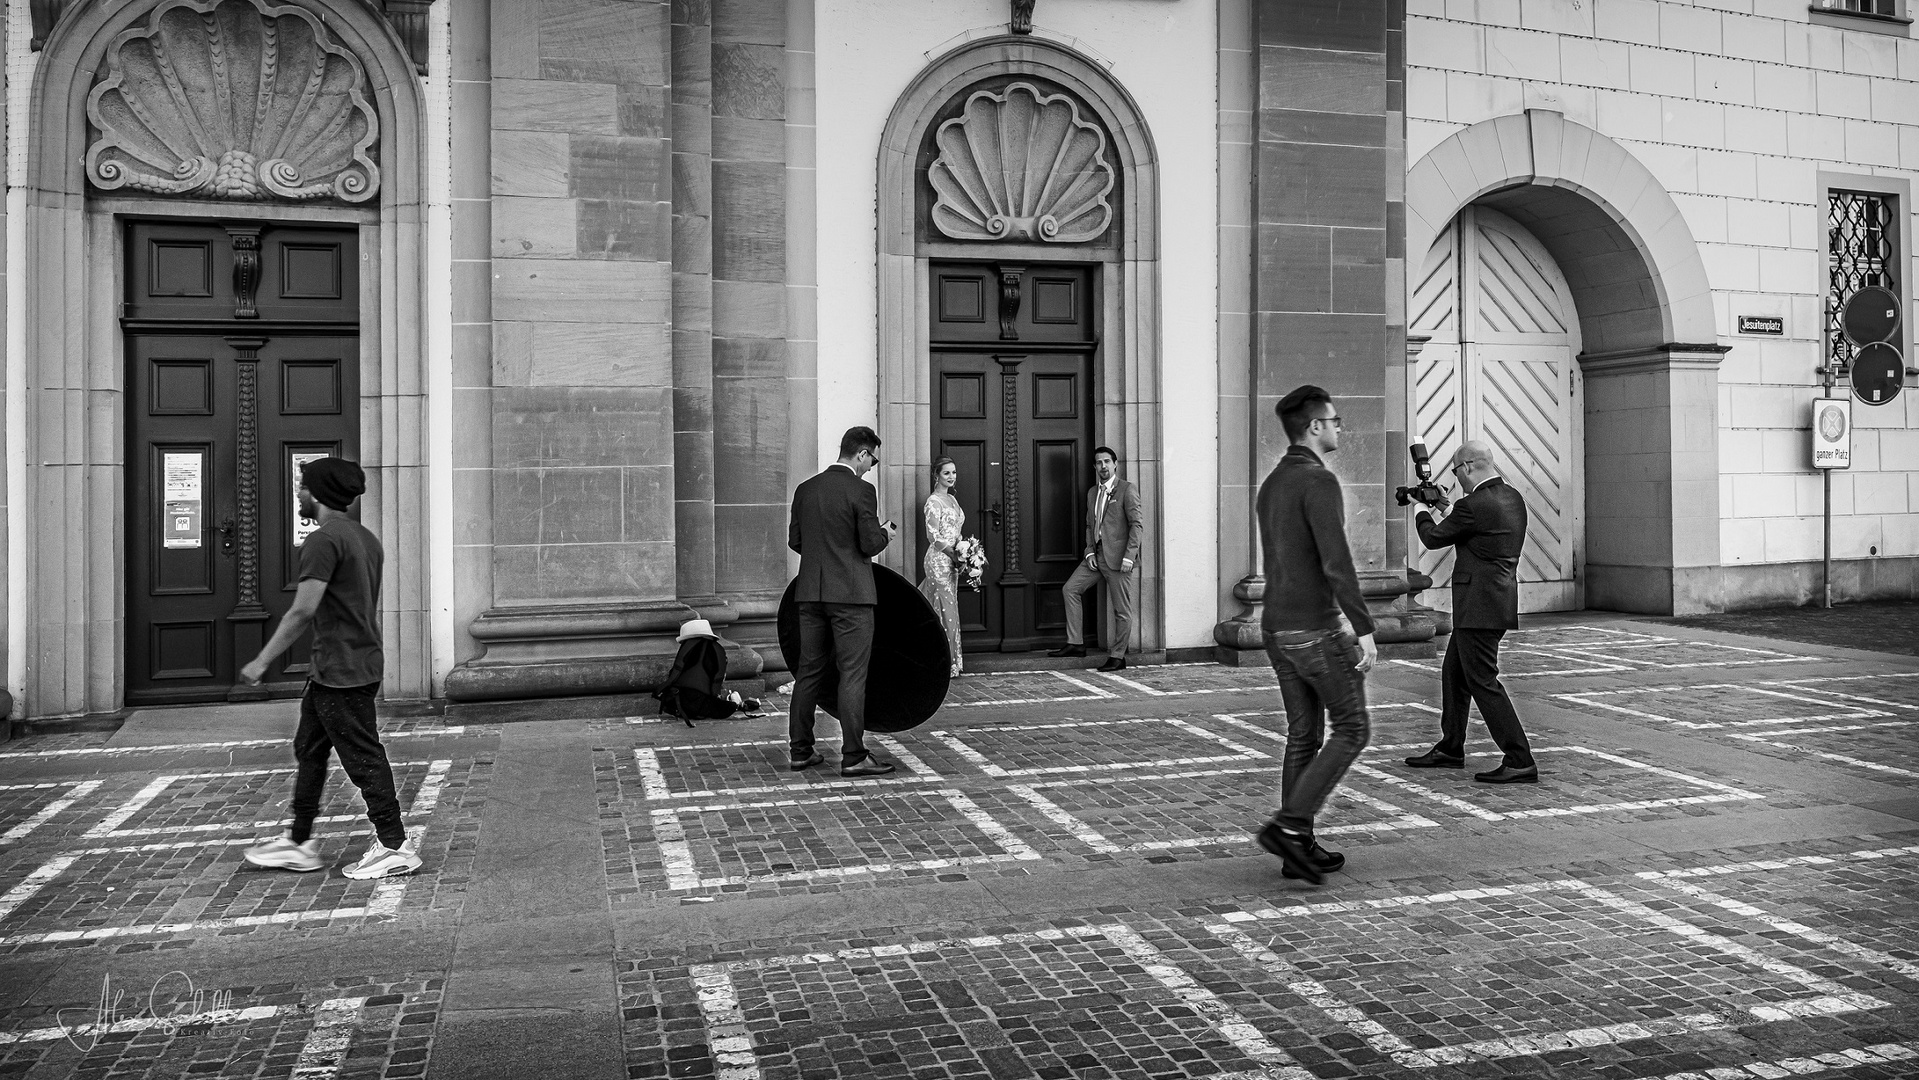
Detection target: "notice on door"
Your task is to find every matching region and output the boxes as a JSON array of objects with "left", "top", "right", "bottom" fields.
[
  {"left": 162, "top": 452, "right": 203, "bottom": 548},
  {"left": 291, "top": 451, "right": 329, "bottom": 547}
]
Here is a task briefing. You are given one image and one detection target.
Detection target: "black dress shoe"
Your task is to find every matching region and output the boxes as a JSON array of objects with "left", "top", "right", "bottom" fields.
[
  {"left": 1281, "top": 839, "right": 1345, "bottom": 880},
  {"left": 840, "top": 756, "right": 897, "bottom": 778},
  {"left": 1096, "top": 657, "right": 1127, "bottom": 673},
  {"left": 1048, "top": 645, "right": 1087, "bottom": 658},
  {"left": 1474, "top": 764, "right": 1539, "bottom": 784},
  {"left": 1255, "top": 821, "right": 1324, "bottom": 885},
  {"left": 1404, "top": 749, "right": 1465, "bottom": 768},
  {"left": 788, "top": 751, "right": 823, "bottom": 771}
]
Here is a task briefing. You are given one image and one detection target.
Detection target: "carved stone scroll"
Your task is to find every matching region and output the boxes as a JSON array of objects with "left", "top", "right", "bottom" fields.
[
  {"left": 85, "top": 0, "right": 381, "bottom": 203},
  {"left": 228, "top": 225, "right": 262, "bottom": 319},
  {"left": 996, "top": 264, "right": 1024, "bottom": 341},
  {"left": 929, "top": 83, "right": 1114, "bottom": 244}
]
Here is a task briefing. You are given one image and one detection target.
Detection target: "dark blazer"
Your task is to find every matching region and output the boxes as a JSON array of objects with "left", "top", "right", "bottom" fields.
[
  {"left": 1415, "top": 476, "right": 1527, "bottom": 630},
  {"left": 1084, "top": 479, "right": 1144, "bottom": 570},
  {"left": 788, "top": 464, "right": 891, "bottom": 605}
]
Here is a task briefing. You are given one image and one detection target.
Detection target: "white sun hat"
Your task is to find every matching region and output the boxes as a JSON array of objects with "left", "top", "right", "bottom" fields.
[{"left": 676, "top": 619, "right": 719, "bottom": 642}]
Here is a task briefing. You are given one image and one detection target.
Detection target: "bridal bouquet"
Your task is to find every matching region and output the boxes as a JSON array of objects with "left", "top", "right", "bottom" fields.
[{"left": 952, "top": 536, "right": 988, "bottom": 591}]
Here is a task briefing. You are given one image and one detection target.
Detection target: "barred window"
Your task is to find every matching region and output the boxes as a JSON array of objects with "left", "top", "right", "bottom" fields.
[{"left": 1826, "top": 190, "right": 1900, "bottom": 370}]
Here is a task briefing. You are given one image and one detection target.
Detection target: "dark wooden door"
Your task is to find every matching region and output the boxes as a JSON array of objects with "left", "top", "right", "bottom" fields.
[
  {"left": 124, "top": 222, "right": 359, "bottom": 705},
  {"left": 929, "top": 263, "right": 1096, "bottom": 653}
]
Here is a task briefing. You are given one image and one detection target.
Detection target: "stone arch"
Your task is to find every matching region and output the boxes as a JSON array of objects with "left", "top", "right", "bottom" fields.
[
  {"left": 874, "top": 36, "right": 1164, "bottom": 650},
  {"left": 1407, "top": 111, "right": 1728, "bottom": 614},
  {"left": 17, "top": 0, "right": 431, "bottom": 717}
]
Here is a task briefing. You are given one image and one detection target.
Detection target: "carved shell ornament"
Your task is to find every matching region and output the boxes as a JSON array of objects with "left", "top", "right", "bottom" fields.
[
  {"left": 929, "top": 83, "right": 1114, "bottom": 244},
  {"left": 85, "top": 0, "right": 380, "bottom": 203}
]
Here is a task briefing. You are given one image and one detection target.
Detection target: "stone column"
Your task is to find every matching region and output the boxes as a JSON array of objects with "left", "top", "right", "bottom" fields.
[
  {"left": 709, "top": 0, "right": 791, "bottom": 649},
  {"left": 1582, "top": 344, "right": 1729, "bottom": 615},
  {"left": 1235, "top": 0, "right": 1433, "bottom": 656},
  {"left": 450, "top": 0, "right": 698, "bottom": 701}
]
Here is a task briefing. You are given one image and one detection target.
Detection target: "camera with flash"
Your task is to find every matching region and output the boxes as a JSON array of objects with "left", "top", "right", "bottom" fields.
[{"left": 1394, "top": 440, "right": 1449, "bottom": 510}]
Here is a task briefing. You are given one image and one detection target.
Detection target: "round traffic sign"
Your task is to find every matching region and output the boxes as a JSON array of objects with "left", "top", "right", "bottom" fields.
[
  {"left": 1840, "top": 286, "right": 1900, "bottom": 346},
  {"left": 1850, "top": 341, "right": 1905, "bottom": 405}
]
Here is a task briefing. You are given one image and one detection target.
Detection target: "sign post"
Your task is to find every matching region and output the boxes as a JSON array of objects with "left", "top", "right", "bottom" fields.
[{"left": 1811, "top": 397, "right": 1851, "bottom": 610}]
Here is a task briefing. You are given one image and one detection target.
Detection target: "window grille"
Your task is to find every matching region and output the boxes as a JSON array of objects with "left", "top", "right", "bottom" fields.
[{"left": 1827, "top": 190, "right": 1899, "bottom": 369}]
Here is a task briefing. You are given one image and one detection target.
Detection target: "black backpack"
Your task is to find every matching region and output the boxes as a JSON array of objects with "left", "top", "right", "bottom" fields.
[{"left": 653, "top": 637, "right": 737, "bottom": 726}]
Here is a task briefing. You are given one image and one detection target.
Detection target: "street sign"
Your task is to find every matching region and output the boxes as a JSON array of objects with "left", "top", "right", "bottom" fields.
[
  {"left": 1812, "top": 397, "right": 1850, "bottom": 469},
  {"left": 1737, "top": 315, "right": 1783, "bottom": 335},
  {"left": 1849, "top": 341, "right": 1905, "bottom": 405},
  {"left": 1840, "top": 286, "right": 1900, "bottom": 346}
]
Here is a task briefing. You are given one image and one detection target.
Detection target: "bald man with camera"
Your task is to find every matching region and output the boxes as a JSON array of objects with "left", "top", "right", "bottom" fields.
[{"left": 1404, "top": 440, "right": 1539, "bottom": 784}]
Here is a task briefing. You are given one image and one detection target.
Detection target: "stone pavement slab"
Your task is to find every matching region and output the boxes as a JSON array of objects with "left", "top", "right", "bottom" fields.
[{"left": 0, "top": 613, "right": 1912, "bottom": 1079}]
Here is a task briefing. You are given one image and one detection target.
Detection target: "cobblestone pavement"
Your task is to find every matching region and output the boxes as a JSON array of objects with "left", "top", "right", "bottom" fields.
[{"left": 0, "top": 614, "right": 1915, "bottom": 1079}]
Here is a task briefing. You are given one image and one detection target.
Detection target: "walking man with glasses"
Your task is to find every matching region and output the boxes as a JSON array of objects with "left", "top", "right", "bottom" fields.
[{"left": 1252, "top": 385, "right": 1377, "bottom": 886}]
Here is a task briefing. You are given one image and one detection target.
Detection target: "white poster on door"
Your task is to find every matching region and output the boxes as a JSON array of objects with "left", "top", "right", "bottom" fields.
[
  {"left": 291, "top": 451, "right": 329, "bottom": 546},
  {"left": 162, "top": 452, "right": 203, "bottom": 549}
]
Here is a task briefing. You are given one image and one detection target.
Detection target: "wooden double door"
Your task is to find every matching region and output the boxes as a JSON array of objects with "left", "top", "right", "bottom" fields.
[
  {"left": 929, "top": 262, "right": 1098, "bottom": 653},
  {"left": 124, "top": 221, "right": 361, "bottom": 705}
]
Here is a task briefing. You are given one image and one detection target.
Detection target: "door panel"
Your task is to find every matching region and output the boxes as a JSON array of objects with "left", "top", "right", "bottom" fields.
[
  {"left": 1409, "top": 207, "right": 1581, "bottom": 614},
  {"left": 930, "top": 263, "right": 1097, "bottom": 652},
  {"left": 125, "top": 222, "right": 359, "bottom": 705}
]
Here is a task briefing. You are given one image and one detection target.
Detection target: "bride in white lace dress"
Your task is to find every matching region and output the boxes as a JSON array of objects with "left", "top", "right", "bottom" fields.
[{"left": 920, "top": 458, "right": 965, "bottom": 677}]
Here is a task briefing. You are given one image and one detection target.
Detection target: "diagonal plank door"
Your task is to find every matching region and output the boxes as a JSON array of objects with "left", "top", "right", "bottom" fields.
[{"left": 1409, "top": 206, "right": 1582, "bottom": 613}]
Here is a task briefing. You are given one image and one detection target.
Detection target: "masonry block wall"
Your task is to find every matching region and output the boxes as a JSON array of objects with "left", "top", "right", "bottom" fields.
[{"left": 1406, "top": 0, "right": 1919, "bottom": 604}]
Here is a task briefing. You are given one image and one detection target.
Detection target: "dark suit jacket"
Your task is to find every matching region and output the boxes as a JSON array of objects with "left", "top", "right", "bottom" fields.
[
  {"left": 788, "top": 464, "right": 891, "bottom": 605},
  {"left": 1084, "top": 479, "right": 1143, "bottom": 570},
  {"left": 1415, "top": 476, "right": 1527, "bottom": 630}
]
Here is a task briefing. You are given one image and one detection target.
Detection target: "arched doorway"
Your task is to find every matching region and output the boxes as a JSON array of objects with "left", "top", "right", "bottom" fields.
[
  {"left": 1412, "top": 206, "right": 1583, "bottom": 613},
  {"left": 19, "top": 0, "right": 431, "bottom": 717},
  {"left": 876, "top": 39, "right": 1162, "bottom": 655},
  {"left": 1405, "top": 111, "right": 1726, "bottom": 616}
]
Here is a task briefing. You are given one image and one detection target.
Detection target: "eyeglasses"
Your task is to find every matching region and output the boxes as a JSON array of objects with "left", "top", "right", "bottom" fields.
[{"left": 1313, "top": 414, "right": 1343, "bottom": 430}]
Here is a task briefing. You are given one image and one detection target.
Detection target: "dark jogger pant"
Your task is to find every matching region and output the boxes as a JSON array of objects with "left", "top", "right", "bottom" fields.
[{"left": 289, "top": 681, "right": 406, "bottom": 850}]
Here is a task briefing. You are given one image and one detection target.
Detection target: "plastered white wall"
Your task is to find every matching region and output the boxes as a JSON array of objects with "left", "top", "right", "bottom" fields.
[
  {"left": 815, "top": 0, "right": 1220, "bottom": 647},
  {"left": 1406, "top": 0, "right": 1919, "bottom": 570}
]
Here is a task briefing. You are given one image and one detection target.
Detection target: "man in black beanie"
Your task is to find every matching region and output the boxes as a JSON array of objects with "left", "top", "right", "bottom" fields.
[{"left": 239, "top": 457, "right": 421, "bottom": 880}]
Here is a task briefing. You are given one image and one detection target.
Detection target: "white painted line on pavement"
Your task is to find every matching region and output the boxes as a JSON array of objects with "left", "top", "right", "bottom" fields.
[
  {"left": 650, "top": 788, "right": 1039, "bottom": 890},
  {"left": 289, "top": 997, "right": 368, "bottom": 1080},
  {"left": 1724, "top": 733, "right": 1919, "bottom": 779},
  {"left": 1640, "top": 1042, "right": 1919, "bottom": 1080},
  {"left": 631, "top": 736, "right": 942, "bottom": 800},
  {"left": 934, "top": 716, "right": 1272, "bottom": 779},
  {"left": 688, "top": 923, "right": 1315, "bottom": 1080},
  {"left": 1552, "top": 684, "right": 1886, "bottom": 729},
  {"left": 0, "top": 727, "right": 469, "bottom": 758},
  {"left": 1649, "top": 876, "right": 1919, "bottom": 981},
  {"left": 1092, "top": 669, "right": 1167, "bottom": 696},
  {"left": 1049, "top": 670, "right": 1117, "bottom": 697},
  {"left": 84, "top": 760, "right": 452, "bottom": 838},
  {"left": 0, "top": 1004, "right": 285, "bottom": 1045},
  {"left": 1, "top": 780, "right": 103, "bottom": 843},
  {"left": 0, "top": 856, "right": 80, "bottom": 922}
]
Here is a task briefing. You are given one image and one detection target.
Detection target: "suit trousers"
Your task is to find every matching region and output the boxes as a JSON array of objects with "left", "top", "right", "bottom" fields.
[
  {"left": 1265, "top": 630, "right": 1371, "bottom": 836},
  {"left": 788, "top": 601, "right": 876, "bottom": 767},
  {"left": 1436, "top": 628, "right": 1534, "bottom": 768},
  {"left": 1060, "top": 559, "right": 1135, "bottom": 657}
]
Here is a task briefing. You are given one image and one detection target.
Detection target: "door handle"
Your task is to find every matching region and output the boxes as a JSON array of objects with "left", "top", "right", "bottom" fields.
[
  {"left": 983, "top": 502, "right": 1003, "bottom": 532},
  {"left": 217, "top": 517, "right": 236, "bottom": 554}
]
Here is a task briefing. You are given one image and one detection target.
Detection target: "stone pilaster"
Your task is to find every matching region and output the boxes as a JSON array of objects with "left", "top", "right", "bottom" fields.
[{"left": 1232, "top": 0, "right": 1432, "bottom": 657}]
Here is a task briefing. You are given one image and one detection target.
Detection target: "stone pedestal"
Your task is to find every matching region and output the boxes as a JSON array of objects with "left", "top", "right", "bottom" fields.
[{"left": 445, "top": 602, "right": 764, "bottom": 703}]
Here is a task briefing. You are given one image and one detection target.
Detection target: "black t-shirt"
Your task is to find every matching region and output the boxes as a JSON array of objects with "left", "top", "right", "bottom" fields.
[{"left": 299, "top": 517, "right": 384, "bottom": 687}]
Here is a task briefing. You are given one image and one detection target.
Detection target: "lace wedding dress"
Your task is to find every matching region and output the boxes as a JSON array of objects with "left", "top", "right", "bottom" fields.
[{"left": 920, "top": 493, "right": 965, "bottom": 676}]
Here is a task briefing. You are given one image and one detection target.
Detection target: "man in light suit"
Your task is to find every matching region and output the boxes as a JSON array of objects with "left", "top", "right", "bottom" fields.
[
  {"left": 1049, "top": 445, "right": 1143, "bottom": 673},
  {"left": 787, "top": 426, "right": 898, "bottom": 777},
  {"left": 1404, "top": 439, "right": 1539, "bottom": 784}
]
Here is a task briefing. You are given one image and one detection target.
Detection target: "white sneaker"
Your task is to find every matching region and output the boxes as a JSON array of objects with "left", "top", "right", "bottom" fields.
[
  {"left": 341, "top": 836, "right": 423, "bottom": 880},
  {"left": 243, "top": 835, "right": 322, "bottom": 873}
]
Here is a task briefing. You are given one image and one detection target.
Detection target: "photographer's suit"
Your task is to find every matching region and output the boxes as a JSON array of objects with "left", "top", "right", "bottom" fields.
[
  {"left": 787, "top": 464, "right": 892, "bottom": 767},
  {"left": 1414, "top": 477, "right": 1536, "bottom": 769},
  {"left": 1061, "top": 478, "right": 1143, "bottom": 658}
]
